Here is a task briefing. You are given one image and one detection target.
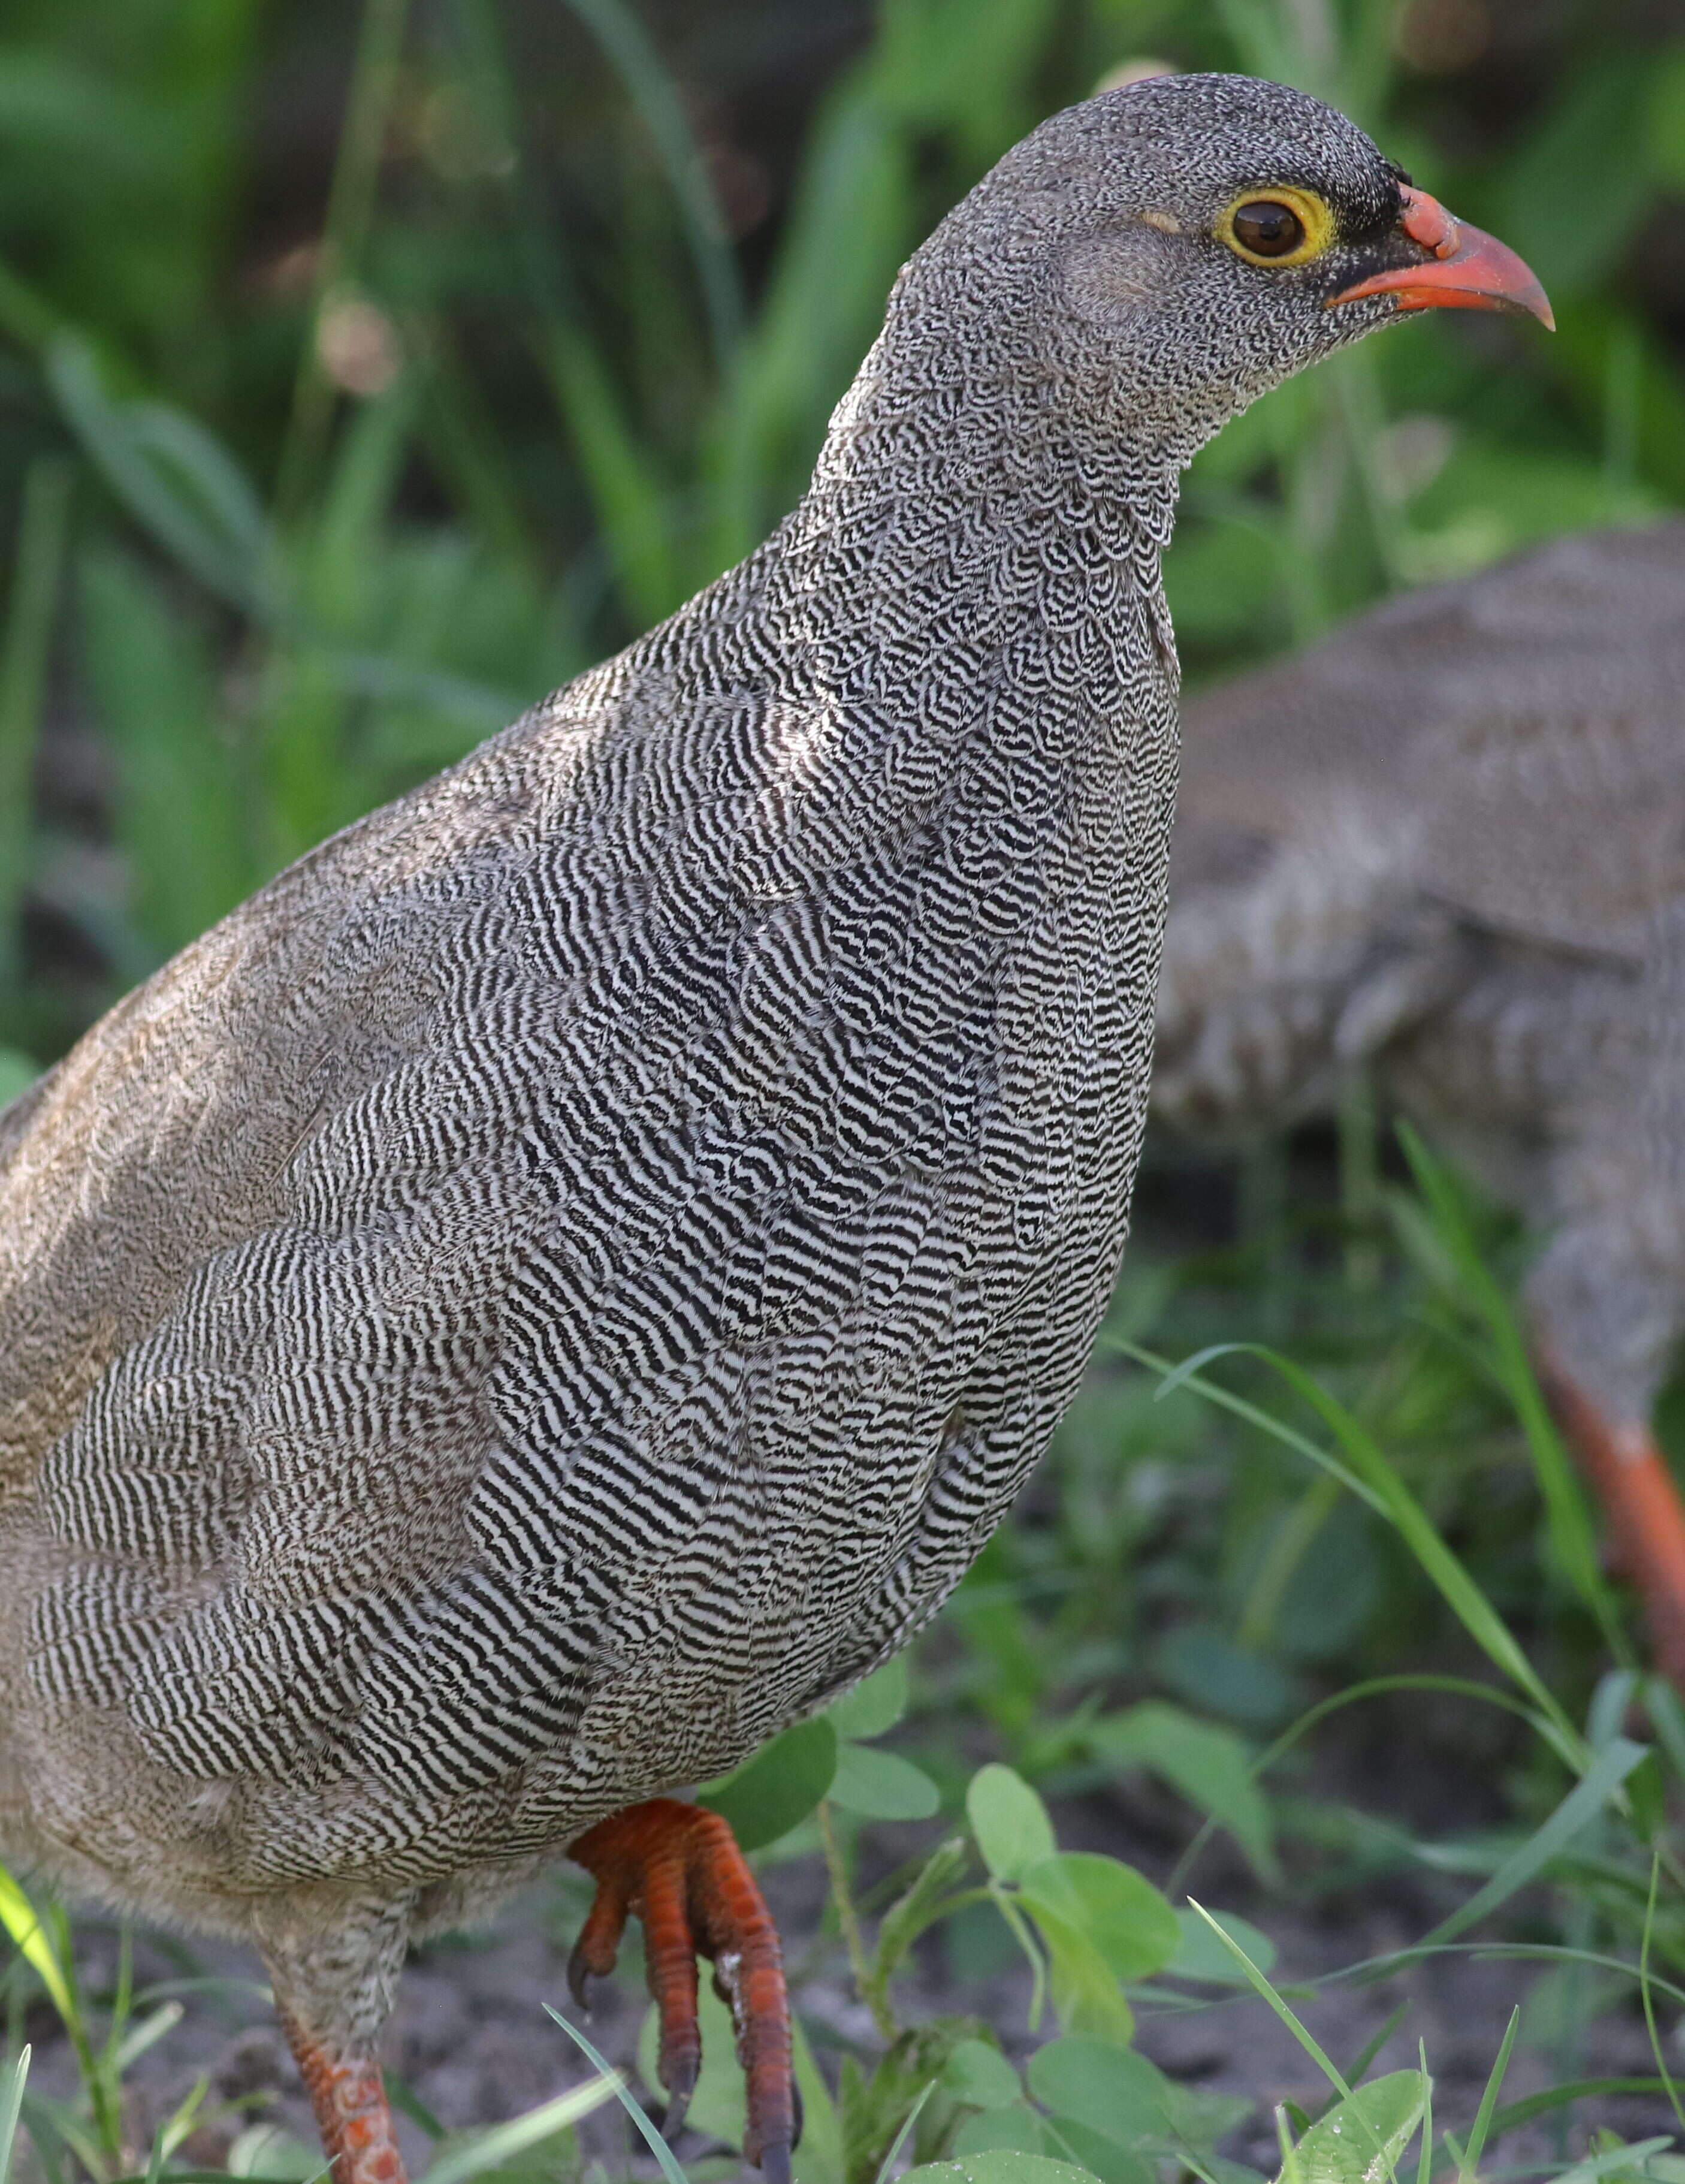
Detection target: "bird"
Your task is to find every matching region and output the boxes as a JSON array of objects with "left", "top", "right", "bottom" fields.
[
  {"left": 0, "top": 73, "right": 1548, "bottom": 2184},
  {"left": 1156, "top": 519, "right": 1685, "bottom": 1685}
]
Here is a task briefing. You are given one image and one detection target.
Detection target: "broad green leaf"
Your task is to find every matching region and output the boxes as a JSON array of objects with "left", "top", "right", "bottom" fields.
[
  {"left": 951, "top": 2107, "right": 1052, "bottom": 2157},
  {"left": 697, "top": 1717, "right": 837, "bottom": 1853},
  {"left": 1091, "top": 1705, "right": 1276, "bottom": 1880},
  {"left": 941, "top": 2038, "right": 1022, "bottom": 2111},
  {"left": 1168, "top": 2085, "right": 1257, "bottom": 2155},
  {"left": 1278, "top": 2071, "right": 1428, "bottom": 2184},
  {"left": 0, "top": 1050, "right": 38, "bottom": 1108},
  {"left": 901, "top": 2155, "right": 1096, "bottom": 2184},
  {"left": 829, "top": 1741, "right": 940, "bottom": 1821},
  {"left": 1019, "top": 1854, "right": 1180, "bottom": 1983},
  {"left": 1017, "top": 1897, "right": 1133, "bottom": 2043},
  {"left": 1041, "top": 2116, "right": 1155, "bottom": 2184},
  {"left": 827, "top": 1655, "right": 908, "bottom": 1740},
  {"left": 967, "top": 1764, "right": 1056, "bottom": 1883},
  {"left": 79, "top": 545, "right": 255, "bottom": 954},
  {"left": 1027, "top": 2038, "right": 1174, "bottom": 2147},
  {"left": 1170, "top": 1907, "right": 1278, "bottom": 1984}
]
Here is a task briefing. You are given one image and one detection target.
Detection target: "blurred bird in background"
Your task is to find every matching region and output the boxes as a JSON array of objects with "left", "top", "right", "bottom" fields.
[{"left": 1157, "top": 521, "right": 1685, "bottom": 1685}]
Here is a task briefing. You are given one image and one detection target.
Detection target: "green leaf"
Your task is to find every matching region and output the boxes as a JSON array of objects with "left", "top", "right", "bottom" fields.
[
  {"left": 1090, "top": 1704, "right": 1276, "bottom": 1880},
  {"left": 1130, "top": 1338, "right": 1585, "bottom": 1765},
  {"left": 827, "top": 1655, "right": 908, "bottom": 1740},
  {"left": 1019, "top": 1854, "right": 1180, "bottom": 1983},
  {"left": 697, "top": 1717, "right": 838, "bottom": 1853},
  {"left": 0, "top": 2046, "right": 29, "bottom": 2184},
  {"left": 941, "top": 2039, "right": 1022, "bottom": 2111},
  {"left": 867, "top": 1836, "right": 970, "bottom": 2019},
  {"left": 1027, "top": 2038, "right": 1175, "bottom": 2147},
  {"left": 901, "top": 2156, "right": 1096, "bottom": 2184},
  {"left": 967, "top": 1764, "right": 1056, "bottom": 1883},
  {"left": 0, "top": 1049, "right": 38, "bottom": 1108},
  {"left": 951, "top": 2107, "right": 1052, "bottom": 2158},
  {"left": 1277, "top": 2072, "right": 1429, "bottom": 2184},
  {"left": 1017, "top": 1897, "right": 1133, "bottom": 2044},
  {"left": 78, "top": 545, "right": 255, "bottom": 955},
  {"left": 49, "top": 336, "right": 271, "bottom": 614},
  {"left": 1041, "top": 2116, "right": 1155, "bottom": 2184},
  {"left": 829, "top": 1741, "right": 940, "bottom": 1821},
  {"left": 1169, "top": 1907, "right": 1278, "bottom": 1984},
  {"left": 0, "top": 1863, "right": 73, "bottom": 2024}
]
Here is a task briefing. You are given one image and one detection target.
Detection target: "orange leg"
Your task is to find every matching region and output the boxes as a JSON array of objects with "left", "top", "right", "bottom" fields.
[
  {"left": 568, "top": 1798, "right": 796, "bottom": 2181},
  {"left": 277, "top": 2008, "right": 406, "bottom": 2184},
  {"left": 1543, "top": 1364, "right": 1685, "bottom": 1693}
]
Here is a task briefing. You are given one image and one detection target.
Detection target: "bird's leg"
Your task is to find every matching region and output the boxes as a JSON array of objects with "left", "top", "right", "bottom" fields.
[
  {"left": 567, "top": 1797, "right": 796, "bottom": 2182},
  {"left": 259, "top": 1896, "right": 413, "bottom": 2184},
  {"left": 1539, "top": 1359, "right": 1685, "bottom": 1693},
  {"left": 276, "top": 2008, "right": 407, "bottom": 2184}
]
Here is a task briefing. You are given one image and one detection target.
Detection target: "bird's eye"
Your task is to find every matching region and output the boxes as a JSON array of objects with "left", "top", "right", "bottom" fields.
[
  {"left": 1233, "top": 201, "right": 1303, "bottom": 256},
  {"left": 1219, "top": 187, "right": 1333, "bottom": 268}
]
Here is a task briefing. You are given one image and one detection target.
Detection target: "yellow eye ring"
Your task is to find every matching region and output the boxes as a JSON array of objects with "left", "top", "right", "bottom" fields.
[{"left": 1218, "top": 186, "right": 1335, "bottom": 268}]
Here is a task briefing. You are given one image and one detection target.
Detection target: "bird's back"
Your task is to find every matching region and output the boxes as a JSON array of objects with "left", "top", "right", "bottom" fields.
[{"left": 1174, "top": 521, "right": 1685, "bottom": 960}]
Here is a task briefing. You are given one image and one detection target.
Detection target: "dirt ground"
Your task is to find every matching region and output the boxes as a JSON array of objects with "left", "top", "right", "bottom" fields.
[{"left": 13, "top": 1757, "right": 1675, "bottom": 2183}]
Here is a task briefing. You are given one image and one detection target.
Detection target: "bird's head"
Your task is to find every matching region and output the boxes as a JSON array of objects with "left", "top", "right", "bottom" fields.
[{"left": 895, "top": 73, "right": 1550, "bottom": 479}]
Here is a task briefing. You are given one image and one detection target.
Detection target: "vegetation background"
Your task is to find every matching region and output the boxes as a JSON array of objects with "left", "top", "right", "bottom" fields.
[{"left": 2, "top": 2, "right": 1685, "bottom": 2182}]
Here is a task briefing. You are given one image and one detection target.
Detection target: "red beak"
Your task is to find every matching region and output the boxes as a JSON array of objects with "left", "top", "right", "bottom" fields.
[{"left": 1328, "top": 184, "right": 1554, "bottom": 329}]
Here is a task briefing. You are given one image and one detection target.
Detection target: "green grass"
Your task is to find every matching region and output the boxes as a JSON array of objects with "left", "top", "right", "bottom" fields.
[{"left": 2, "top": 0, "right": 1685, "bottom": 2178}]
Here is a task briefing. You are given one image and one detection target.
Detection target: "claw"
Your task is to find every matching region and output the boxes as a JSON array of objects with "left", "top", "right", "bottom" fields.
[
  {"left": 564, "top": 1950, "right": 596, "bottom": 2017},
  {"left": 568, "top": 1799, "right": 795, "bottom": 2176}
]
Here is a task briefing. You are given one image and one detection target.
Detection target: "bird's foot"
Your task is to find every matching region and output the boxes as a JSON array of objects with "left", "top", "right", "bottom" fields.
[
  {"left": 567, "top": 1797, "right": 796, "bottom": 2182},
  {"left": 277, "top": 2009, "right": 406, "bottom": 2184}
]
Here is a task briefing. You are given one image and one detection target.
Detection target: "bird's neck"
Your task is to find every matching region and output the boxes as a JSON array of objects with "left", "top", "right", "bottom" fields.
[{"left": 762, "top": 330, "right": 1186, "bottom": 779}]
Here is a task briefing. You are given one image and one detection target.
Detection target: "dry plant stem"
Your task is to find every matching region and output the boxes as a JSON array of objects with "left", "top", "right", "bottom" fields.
[
  {"left": 1543, "top": 1362, "right": 1685, "bottom": 1693},
  {"left": 278, "top": 2008, "right": 406, "bottom": 2184},
  {"left": 273, "top": 0, "right": 413, "bottom": 526},
  {"left": 817, "top": 1798, "right": 895, "bottom": 2042}
]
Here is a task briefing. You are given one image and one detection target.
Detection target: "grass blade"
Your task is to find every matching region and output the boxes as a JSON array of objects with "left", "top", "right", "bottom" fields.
[
  {"left": 0, "top": 2047, "right": 29, "bottom": 2184},
  {"left": 1414, "top": 1736, "right": 1647, "bottom": 1951},
  {"left": 1395, "top": 1123, "right": 1624, "bottom": 1655},
  {"left": 421, "top": 2073, "right": 621, "bottom": 2184},
  {"left": 545, "top": 2007, "right": 689, "bottom": 2184},
  {"left": 1458, "top": 2007, "right": 1517, "bottom": 2180},
  {"left": 1125, "top": 1338, "right": 1585, "bottom": 1761},
  {"left": 1185, "top": 1899, "right": 1350, "bottom": 2103},
  {"left": 557, "top": 0, "right": 744, "bottom": 373}
]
